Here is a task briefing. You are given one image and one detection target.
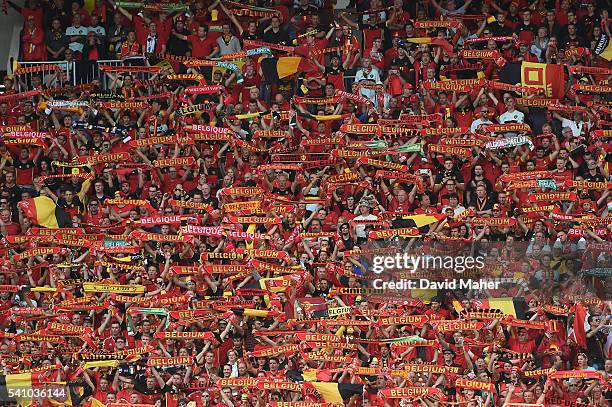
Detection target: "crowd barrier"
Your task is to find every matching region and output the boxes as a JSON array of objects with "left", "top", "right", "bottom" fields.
[
  {"left": 15, "top": 61, "right": 357, "bottom": 97},
  {"left": 15, "top": 57, "right": 151, "bottom": 88}
]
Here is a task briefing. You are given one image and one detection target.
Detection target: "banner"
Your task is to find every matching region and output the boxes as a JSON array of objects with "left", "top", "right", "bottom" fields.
[{"left": 83, "top": 283, "right": 146, "bottom": 294}]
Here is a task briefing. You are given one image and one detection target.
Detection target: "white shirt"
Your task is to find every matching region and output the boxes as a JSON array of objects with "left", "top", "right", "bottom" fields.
[
  {"left": 354, "top": 67, "right": 381, "bottom": 105},
  {"left": 499, "top": 109, "right": 525, "bottom": 124},
  {"left": 470, "top": 118, "right": 492, "bottom": 134},
  {"left": 553, "top": 237, "right": 586, "bottom": 252},
  {"left": 499, "top": 110, "right": 525, "bottom": 137},
  {"left": 88, "top": 26, "right": 106, "bottom": 37},
  {"left": 65, "top": 25, "right": 89, "bottom": 52},
  {"left": 362, "top": 11, "right": 386, "bottom": 23},
  {"left": 440, "top": 3, "right": 469, "bottom": 16},
  {"left": 561, "top": 118, "right": 591, "bottom": 138},
  {"left": 146, "top": 34, "right": 158, "bottom": 53},
  {"left": 353, "top": 213, "right": 378, "bottom": 238},
  {"left": 442, "top": 205, "right": 466, "bottom": 217}
]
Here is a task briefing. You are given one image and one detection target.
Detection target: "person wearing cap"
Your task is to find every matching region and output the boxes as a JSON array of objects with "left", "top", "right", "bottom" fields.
[
  {"left": 324, "top": 54, "right": 347, "bottom": 92},
  {"left": 436, "top": 347, "right": 463, "bottom": 380},
  {"left": 21, "top": 14, "right": 46, "bottom": 61}
]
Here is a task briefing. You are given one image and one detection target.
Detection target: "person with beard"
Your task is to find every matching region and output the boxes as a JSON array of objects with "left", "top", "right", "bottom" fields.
[{"left": 166, "top": 16, "right": 190, "bottom": 57}]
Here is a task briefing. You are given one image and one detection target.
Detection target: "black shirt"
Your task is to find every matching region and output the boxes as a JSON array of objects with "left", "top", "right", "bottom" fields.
[
  {"left": 434, "top": 168, "right": 464, "bottom": 185},
  {"left": 262, "top": 27, "right": 290, "bottom": 45},
  {"left": 489, "top": 23, "right": 513, "bottom": 37},
  {"left": 57, "top": 196, "right": 84, "bottom": 213},
  {"left": 325, "top": 65, "right": 345, "bottom": 78},
  {"left": 166, "top": 29, "right": 190, "bottom": 56},
  {"left": 242, "top": 33, "right": 260, "bottom": 41},
  {"left": 470, "top": 195, "right": 496, "bottom": 212},
  {"left": 515, "top": 22, "right": 537, "bottom": 37}
]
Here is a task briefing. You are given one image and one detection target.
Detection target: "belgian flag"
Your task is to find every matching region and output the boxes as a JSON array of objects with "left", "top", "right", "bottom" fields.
[
  {"left": 17, "top": 196, "right": 71, "bottom": 228},
  {"left": 453, "top": 297, "right": 528, "bottom": 318},
  {"left": 231, "top": 308, "right": 278, "bottom": 318},
  {"left": 499, "top": 61, "right": 565, "bottom": 98},
  {"left": 391, "top": 213, "right": 447, "bottom": 229},
  {"left": 259, "top": 56, "right": 318, "bottom": 84},
  {"left": 405, "top": 38, "right": 454, "bottom": 54},
  {"left": 306, "top": 382, "right": 364, "bottom": 402},
  {"left": 48, "top": 382, "right": 91, "bottom": 406},
  {"left": 287, "top": 370, "right": 363, "bottom": 402},
  {"left": 286, "top": 369, "right": 331, "bottom": 382}
]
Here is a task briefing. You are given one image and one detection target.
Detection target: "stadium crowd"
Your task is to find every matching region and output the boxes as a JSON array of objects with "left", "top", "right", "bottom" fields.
[{"left": 0, "top": 0, "right": 610, "bottom": 405}]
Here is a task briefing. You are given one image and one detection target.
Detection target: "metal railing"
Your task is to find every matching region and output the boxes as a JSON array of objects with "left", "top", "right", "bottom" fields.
[
  {"left": 95, "top": 57, "right": 151, "bottom": 89},
  {"left": 15, "top": 57, "right": 153, "bottom": 89},
  {"left": 15, "top": 60, "right": 74, "bottom": 88},
  {"left": 17, "top": 59, "right": 357, "bottom": 94}
]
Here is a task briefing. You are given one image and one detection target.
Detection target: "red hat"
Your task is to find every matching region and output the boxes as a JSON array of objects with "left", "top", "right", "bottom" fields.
[{"left": 410, "top": 94, "right": 420, "bottom": 103}]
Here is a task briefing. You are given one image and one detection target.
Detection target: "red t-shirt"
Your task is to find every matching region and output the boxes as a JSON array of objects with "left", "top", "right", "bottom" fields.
[
  {"left": 133, "top": 15, "right": 149, "bottom": 46},
  {"left": 188, "top": 35, "right": 217, "bottom": 58},
  {"left": 507, "top": 337, "right": 537, "bottom": 354}
]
